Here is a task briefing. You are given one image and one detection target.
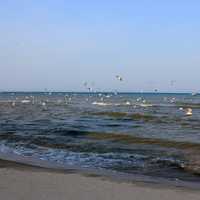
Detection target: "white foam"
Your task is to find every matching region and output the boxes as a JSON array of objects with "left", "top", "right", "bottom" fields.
[
  {"left": 125, "top": 101, "right": 131, "bottom": 105},
  {"left": 139, "top": 103, "right": 153, "bottom": 107},
  {"left": 92, "top": 102, "right": 112, "bottom": 106},
  {"left": 21, "top": 100, "right": 31, "bottom": 104}
]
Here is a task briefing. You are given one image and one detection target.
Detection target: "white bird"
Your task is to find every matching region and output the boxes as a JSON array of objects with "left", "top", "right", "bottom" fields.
[
  {"left": 185, "top": 108, "right": 192, "bottom": 116},
  {"left": 114, "top": 90, "right": 118, "bottom": 95},
  {"left": 116, "top": 75, "right": 123, "bottom": 81},
  {"left": 21, "top": 100, "right": 30, "bottom": 104},
  {"left": 88, "top": 87, "right": 92, "bottom": 92},
  {"left": 83, "top": 82, "right": 88, "bottom": 87},
  {"left": 170, "top": 80, "right": 176, "bottom": 86},
  {"left": 42, "top": 102, "right": 46, "bottom": 106},
  {"left": 137, "top": 97, "right": 142, "bottom": 102},
  {"left": 192, "top": 92, "right": 198, "bottom": 96}
]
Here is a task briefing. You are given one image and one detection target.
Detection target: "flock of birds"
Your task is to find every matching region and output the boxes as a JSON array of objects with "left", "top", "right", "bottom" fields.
[
  {"left": 4, "top": 75, "right": 197, "bottom": 117},
  {"left": 9, "top": 94, "right": 194, "bottom": 117},
  {"left": 83, "top": 75, "right": 195, "bottom": 116}
]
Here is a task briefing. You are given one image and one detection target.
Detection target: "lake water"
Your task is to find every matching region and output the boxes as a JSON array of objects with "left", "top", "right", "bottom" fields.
[{"left": 1, "top": 92, "right": 200, "bottom": 183}]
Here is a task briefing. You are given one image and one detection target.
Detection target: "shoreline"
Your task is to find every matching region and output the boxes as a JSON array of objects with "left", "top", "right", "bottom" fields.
[
  {"left": 1, "top": 150, "right": 200, "bottom": 191},
  {"left": 0, "top": 159, "right": 200, "bottom": 200}
]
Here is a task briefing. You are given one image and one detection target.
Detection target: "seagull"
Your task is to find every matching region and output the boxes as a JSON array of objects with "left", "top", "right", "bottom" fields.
[
  {"left": 192, "top": 92, "right": 198, "bottom": 96},
  {"left": 88, "top": 87, "right": 93, "bottom": 92},
  {"left": 170, "top": 80, "right": 176, "bottom": 86},
  {"left": 185, "top": 108, "right": 192, "bottom": 116},
  {"left": 21, "top": 99, "right": 30, "bottom": 104},
  {"left": 154, "top": 89, "right": 158, "bottom": 92},
  {"left": 83, "top": 82, "right": 88, "bottom": 87},
  {"left": 42, "top": 102, "right": 46, "bottom": 106},
  {"left": 116, "top": 75, "right": 123, "bottom": 81}
]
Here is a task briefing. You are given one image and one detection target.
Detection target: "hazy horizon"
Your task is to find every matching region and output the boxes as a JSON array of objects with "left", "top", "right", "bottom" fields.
[
  {"left": 0, "top": 90, "right": 198, "bottom": 94},
  {"left": 0, "top": 1, "right": 199, "bottom": 93}
]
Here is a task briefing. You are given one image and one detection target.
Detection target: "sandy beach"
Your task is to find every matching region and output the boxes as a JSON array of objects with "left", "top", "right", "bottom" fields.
[{"left": 0, "top": 159, "right": 200, "bottom": 200}]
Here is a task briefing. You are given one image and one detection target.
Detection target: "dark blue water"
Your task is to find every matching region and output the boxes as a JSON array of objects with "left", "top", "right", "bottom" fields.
[{"left": 1, "top": 92, "right": 200, "bottom": 182}]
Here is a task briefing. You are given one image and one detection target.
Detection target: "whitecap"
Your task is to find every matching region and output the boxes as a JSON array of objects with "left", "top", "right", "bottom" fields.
[
  {"left": 21, "top": 100, "right": 31, "bottom": 104},
  {"left": 92, "top": 101, "right": 112, "bottom": 106},
  {"left": 139, "top": 103, "right": 153, "bottom": 107}
]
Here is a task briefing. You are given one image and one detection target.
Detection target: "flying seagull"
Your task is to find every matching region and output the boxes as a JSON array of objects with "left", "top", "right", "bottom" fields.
[{"left": 116, "top": 75, "right": 123, "bottom": 81}]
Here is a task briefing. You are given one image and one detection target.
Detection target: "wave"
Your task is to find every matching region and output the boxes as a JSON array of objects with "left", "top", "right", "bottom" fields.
[
  {"left": 1, "top": 131, "right": 200, "bottom": 179},
  {"left": 92, "top": 101, "right": 154, "bottom": 107},
  {"left": 87, "top": 111, "right": 200, "bottom": 128},
  {"left": 87, "top": 132, "right": 200, "bottom": 150},
  {"left": 2, "top": 127, "right": 200, "bottom": 151},
  {"left": 87, "top": 132, "right": 200, "bottom": 175},
  {"left": 138, "top": 103, "right": 154, "bottom": 107},
  {"left": 92, "top": 102, "right": 113, "bottom": 106},
  {"left": 0, "top": 143, "right": 185, "bottom": 174},
  {"left": 175, "top": 102, "right": 200, "bottom": 109},
  {"left": 89, "top": 112, "right": 164, "bottom": 122},
  {"left": 1, "top": 140, "right": 200, "bottom": 180}
]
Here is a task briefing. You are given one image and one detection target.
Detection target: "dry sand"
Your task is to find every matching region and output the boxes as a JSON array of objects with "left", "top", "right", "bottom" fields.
[{"left": 0, "top": 160, "right": 200, "bottom": 200}]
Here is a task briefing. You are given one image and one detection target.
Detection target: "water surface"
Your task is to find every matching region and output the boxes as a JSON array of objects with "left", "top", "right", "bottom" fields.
[{"left": 1, "top": 92, "right": 200, "bottom": 183}]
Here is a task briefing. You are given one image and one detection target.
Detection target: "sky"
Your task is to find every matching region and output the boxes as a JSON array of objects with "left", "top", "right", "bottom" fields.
[{"left": 0, "top": 0, "right": 200, "bottom": 92}]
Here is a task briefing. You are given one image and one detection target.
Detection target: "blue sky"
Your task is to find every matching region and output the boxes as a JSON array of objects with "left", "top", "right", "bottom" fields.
[{"left": 0, "top": 1, "right": 199, "bottom": 92}]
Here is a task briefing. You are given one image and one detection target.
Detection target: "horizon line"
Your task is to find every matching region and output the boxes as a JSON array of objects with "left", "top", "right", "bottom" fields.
[{"left": 0, "top": 91, "right": 198, "bottom": 95}]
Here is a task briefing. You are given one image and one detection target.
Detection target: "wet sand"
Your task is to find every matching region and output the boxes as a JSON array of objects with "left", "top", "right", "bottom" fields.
[{"left": 0, "top": 159, "right": 200, "bottom": 200}]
